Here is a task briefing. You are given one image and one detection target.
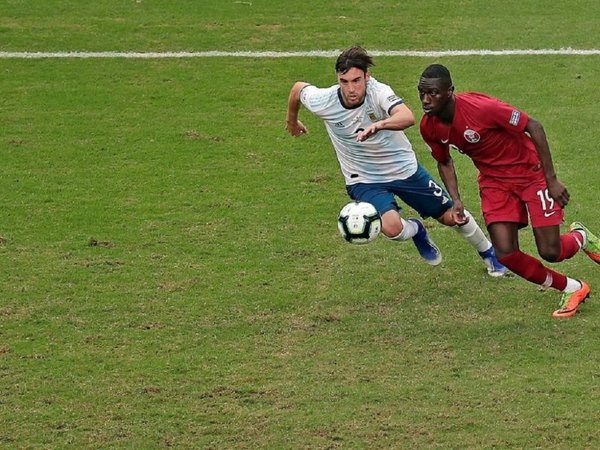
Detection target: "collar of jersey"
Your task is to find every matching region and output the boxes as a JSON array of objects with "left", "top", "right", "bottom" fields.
[{"left": 337, "top": 88, "right": 364, "bottom": 110}]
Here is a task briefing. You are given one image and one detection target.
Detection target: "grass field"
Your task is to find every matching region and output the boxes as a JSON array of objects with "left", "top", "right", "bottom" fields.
[{"left": 1, "top": 1, "right": 599, "bottom": 448}]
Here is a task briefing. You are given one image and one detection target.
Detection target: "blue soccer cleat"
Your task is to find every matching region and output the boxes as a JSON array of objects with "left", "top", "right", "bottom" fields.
[
  {"left": 409, "top": 219, "right": 442, "bottom": 266},
  {"left": 478, "top": 246, "right": 508, "bottom": 277}
]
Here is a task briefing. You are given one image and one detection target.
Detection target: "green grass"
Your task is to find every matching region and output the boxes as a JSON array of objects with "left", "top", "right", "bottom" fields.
[
  {"left": 1, "top": 0, "right": 599, "bottom": 51},
  {"left": 1, "top": 1, "right": 600, "bottom": 448}
]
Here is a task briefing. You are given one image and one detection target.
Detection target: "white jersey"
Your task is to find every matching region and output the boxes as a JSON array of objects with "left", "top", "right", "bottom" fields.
[{"left": 300, "top": 77, "right": 418, "bottom": 185}]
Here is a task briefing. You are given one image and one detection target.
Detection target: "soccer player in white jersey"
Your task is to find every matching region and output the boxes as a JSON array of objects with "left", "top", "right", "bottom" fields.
[{"left": 286, "top": 46, "right": 506, "bottom": 275}]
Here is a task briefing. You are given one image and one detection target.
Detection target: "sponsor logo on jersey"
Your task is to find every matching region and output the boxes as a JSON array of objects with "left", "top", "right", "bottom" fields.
[
  {"left": 463, "top": 129, "right": 480, "bottom": 143},
  {"left": 334, "top": 121, "right": 345, "bottom": 128},
  {"left": 509, "top": 110, "right": 521, "bottom": 126}
]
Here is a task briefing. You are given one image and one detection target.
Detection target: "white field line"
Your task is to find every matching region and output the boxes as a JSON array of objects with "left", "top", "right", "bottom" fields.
[{"left": 1, "top": 48, "right": 600, "bottom": 58}]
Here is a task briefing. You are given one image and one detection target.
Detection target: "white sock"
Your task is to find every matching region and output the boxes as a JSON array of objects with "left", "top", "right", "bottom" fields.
[
  {"left": 389, "top": 218, "right": 419, "bottom": 241},
  {"left": 454, "top": 209, "right": 491, "bottom": 253},
  {"left": 563, "top": 278, "right": 583, "bottom": 293},
  {"left": 572, "top": 230, "right": 585, "bottom": 249},
  {"left": 542, "top": 272, "right": 553, "bottom": 288}
]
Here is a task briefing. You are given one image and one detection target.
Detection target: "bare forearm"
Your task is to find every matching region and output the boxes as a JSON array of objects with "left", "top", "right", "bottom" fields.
[
  {"left": 357, "top": 103, "right": 414, "bottom": 141},
  {"left": 525, "top": 117, "right": 570, "bottom": 205},
  {"left": 379, "top": 103, "right": 415, "bottom": 131},
  {"left": 377, "top": 110, "right": 415, "bottom": 131},
  {"left": 437, "top": 159, "right": 462, "bottom": 202},
  {"left": 286, "top": 81, "right": 309, "bottom": 124},
  {"left": 286, "top": 82, "right": 310, "bottom": 137},
  {"left": 526, "top": 118, "right": 556, "bottom": 182}
]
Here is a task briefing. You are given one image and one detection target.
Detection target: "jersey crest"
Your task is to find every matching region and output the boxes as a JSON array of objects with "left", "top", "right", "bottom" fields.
[{"left": 463, "top": 129, "right": 481, "bottom": 143}]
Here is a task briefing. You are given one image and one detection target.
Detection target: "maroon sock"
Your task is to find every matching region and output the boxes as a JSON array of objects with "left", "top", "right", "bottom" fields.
[
  {"left": 555, "top": 231, "right": 583, "bottom": 262},
  {"left": 499, "top": 250, "right": 567, "bottom": 291}
]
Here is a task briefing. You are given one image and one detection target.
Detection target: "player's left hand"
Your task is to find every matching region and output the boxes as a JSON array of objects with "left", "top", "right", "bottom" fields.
[
  {"left": 548, "top": 178, "right": 570, "bottom": 207},
  {"left": 356, "top": 123, "right": 379, "bottom": 142},
  {"left": 452, "top": 201, "right": 469, "bottom": 226}
]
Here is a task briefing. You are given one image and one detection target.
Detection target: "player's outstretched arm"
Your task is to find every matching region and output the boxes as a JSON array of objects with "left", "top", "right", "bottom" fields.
[
  {"left": 357, "top": 103, "right": 415, "bottom": 142},
  {"left": 286, "top": 82, "right": 310, "bottom": 137}
]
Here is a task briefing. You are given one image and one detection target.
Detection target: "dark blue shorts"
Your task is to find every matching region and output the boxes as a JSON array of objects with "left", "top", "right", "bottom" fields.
[{"left": 346, "top": 164, "right": 453, "bottom": 219}]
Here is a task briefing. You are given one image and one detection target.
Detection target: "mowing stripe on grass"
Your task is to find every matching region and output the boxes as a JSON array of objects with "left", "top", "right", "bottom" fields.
[{"left": 1, "top": 48, "right": 600, "bottom": 58}]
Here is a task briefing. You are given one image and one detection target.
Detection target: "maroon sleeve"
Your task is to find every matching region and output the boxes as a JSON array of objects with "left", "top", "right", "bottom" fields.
[{"left": 485, "top": 96, "right": 529, "bottom": 132}]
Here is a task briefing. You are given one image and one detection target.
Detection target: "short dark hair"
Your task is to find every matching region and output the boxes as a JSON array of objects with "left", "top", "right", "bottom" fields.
[
  {"left": 335, "top": 46, "right": 374, "bottom": 74},
  {"left": 421, "top": 64, "right": 453, "bottom": 87}
]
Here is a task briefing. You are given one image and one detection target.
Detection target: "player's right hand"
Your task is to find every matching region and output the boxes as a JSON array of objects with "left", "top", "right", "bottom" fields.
[
  {"left": 452, "top": 201, "right": 469, "bottom": 226},
  {"left": 547, "top": 178, "right": 569, "bottom": 207},
  {"left": 286, "top": 120, "right": 308, "bottom": 137}
]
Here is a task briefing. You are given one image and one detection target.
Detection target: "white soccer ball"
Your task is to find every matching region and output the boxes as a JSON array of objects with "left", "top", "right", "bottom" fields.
[{"left": 337, "top": 201, "right": 381, "bottom": 245}]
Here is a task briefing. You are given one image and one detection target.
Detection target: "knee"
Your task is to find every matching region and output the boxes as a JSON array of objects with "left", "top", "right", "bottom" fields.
[
  {"left": 435, "top": 209, "right": 456, "bottom": 227},
  {"left": 381, "top": 211, "right": 402, "bottom": 237},
  {"left": 539, "top": 247, "right": 561, "bottom": 263},
  {"left": 382, "top": 221, "right": 402, "bottom": 238},
  {"left": 491, "top": 243, "right": 517, "bottom": 261}
]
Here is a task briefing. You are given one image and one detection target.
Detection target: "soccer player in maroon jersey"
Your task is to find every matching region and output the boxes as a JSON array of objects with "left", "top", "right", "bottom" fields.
[{"left": 417, "top": 63, "right": 600, "bottom": 318}]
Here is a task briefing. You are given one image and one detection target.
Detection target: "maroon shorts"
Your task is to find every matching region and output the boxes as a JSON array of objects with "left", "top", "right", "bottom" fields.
[{"left": 479, "top": 175, "right": 564, "bottom": 228}]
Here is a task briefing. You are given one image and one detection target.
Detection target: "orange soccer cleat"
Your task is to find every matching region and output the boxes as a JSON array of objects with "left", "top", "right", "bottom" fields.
[{"left": 552, "top": 281, "right": 590, "bottom": 318}]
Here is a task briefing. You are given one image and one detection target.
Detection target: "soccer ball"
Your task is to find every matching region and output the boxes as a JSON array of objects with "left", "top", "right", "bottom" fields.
[{"left": 337, "top": 201, "right": 381, "bottom": 245}]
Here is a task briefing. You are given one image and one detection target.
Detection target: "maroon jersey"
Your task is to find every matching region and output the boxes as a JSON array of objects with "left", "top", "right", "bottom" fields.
[{"left": 420, "top": 92, "right": 541, "bottom": 182}]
